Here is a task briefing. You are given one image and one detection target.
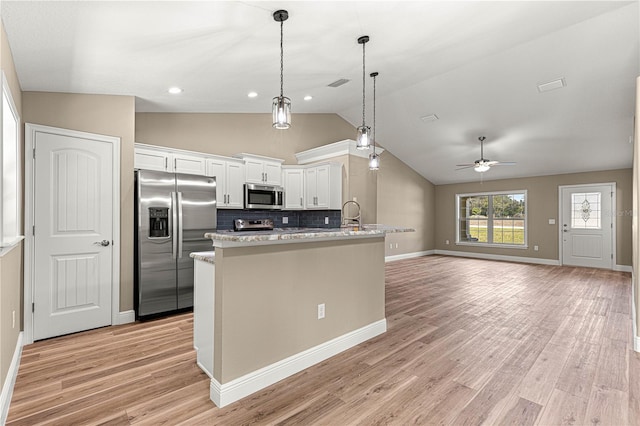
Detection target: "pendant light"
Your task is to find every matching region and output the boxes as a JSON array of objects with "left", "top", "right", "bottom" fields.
[
  {"left": 356, "top": 36, "right": 371, "bottom": 149},
  {"left": 272, "top": 10, "right": 291, "bottom": 129},
  {"left": 369, "top": 72, "right": 380, "bottom": 170}
]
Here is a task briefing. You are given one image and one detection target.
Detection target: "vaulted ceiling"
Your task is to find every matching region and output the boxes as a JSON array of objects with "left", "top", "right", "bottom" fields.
[{"left": 2, "top": 1, "right": 638, "bottom": 184}]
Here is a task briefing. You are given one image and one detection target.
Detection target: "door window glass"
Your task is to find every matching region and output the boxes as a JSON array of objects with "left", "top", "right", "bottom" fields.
[{"left": 571, "top": 192, "right": 601, "bottom": 229}]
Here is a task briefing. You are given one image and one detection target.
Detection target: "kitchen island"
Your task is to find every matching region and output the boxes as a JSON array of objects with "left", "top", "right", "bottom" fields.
[{"left": 191, "top": 225, "right": 413, "bottom": 407}]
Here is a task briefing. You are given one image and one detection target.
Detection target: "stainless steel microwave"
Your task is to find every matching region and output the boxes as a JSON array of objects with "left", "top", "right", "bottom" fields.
[{"left": 244, "top": 184, "right": 284, "bottom": 210}]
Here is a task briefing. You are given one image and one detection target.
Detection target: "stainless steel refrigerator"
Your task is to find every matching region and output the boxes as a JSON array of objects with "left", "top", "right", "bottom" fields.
[{"left": 134, "top": 170, "right": 216, "bottom": 318}]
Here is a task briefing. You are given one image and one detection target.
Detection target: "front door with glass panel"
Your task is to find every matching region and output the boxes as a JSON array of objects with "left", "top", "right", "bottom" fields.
[{"left": 560, "top": 184, "right": 614, "bottom": 269}]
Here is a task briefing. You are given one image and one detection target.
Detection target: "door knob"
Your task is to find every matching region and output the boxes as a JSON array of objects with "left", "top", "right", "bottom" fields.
[{"left": 94, "top": 240, "right": 110, "bottom": 247}]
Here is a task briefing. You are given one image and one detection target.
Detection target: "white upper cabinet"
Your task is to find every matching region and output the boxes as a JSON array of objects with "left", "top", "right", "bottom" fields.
[
  {"left": 206, "top": 157, "right": 245, "bottom": 209},
  {"left": 282, "top": 167, "right": 304, "bottom": 210},
  {"left": 134, "top": 145, "right": 206, "bottom": 175},
  {"left": 134, "top": 147, "right": 172, "bottom": 172},
  {"left": 235, "top": 153, "right": 284, "bottom": 186},
  {"left": 172, "top": 153, "right": 207, "bottom": 175},
  {"left": 304, "top": 162, "right": 342, "bottom": 210}
]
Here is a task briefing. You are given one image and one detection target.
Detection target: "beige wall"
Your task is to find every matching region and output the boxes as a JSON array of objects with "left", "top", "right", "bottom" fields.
[
  {"left": 135, "top": 113, "right": 356, "bottom": 164},
  {"left": 435, "top": 168, "right": 633, "bottom": 266},
  {"left": 213, "top": 237, "right": 385, "bottom": 383},
  {"left": 0, "top": 19, "right": 23, "bottom": 395},
  {"left": 23, "top": 92, "right": 136, "bottom": 311},
  {"left": 377, "top": 150, "right": 436, "bottom": 256}
]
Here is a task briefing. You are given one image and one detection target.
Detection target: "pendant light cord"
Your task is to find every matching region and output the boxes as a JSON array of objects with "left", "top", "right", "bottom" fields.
[
  {"left": 280, "top": 19, "right": 284, "bottom": 98},
  {"left": 372, "top": 74, "right": 376, "bottom": 154},
  {"left": 361, "top": 42, "right": 366, "bottom": 127}
]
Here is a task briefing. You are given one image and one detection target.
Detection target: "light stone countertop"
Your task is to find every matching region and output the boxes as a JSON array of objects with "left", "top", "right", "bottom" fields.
[
  {"left": 190, "top": 251, "right": 215, "bottom": 264},
  {"left": 203, "top": 225, "right": 414, "bottom": 247}
]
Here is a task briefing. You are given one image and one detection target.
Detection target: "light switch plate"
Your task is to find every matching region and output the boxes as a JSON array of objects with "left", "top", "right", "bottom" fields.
[
  {"left": 549, "top": 219, "right": 556, "bottom": 225},
  {"left": 282, "top": 216, "right": 288, "bottom": 224}
]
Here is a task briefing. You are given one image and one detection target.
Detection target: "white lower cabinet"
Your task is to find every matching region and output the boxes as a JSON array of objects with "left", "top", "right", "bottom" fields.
[
  {"left": 282, "top": 167, "right": 305, "bottom": 210},
  {"left": 206, "top": 157, "right": 245, "bottom": 209}
]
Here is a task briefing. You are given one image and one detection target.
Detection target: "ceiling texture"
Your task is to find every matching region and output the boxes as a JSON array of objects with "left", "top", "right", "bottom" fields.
[{"left": 2, "top": 1, "right": 639, "bottom": 184}]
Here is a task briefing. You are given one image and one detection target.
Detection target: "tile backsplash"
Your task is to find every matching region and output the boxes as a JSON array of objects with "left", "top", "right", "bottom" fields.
[{"left": 217, "top": 209, "right": 341, "bottom": 230}]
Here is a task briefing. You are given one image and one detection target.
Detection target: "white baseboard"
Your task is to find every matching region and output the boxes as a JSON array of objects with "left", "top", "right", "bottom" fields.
[
  {"left": 385, "top": 250, "right": 434, "bottom": 262},
  {"left": 209, "top": 318, "right": 387, "bottom": 408},
  {"left": 115, "top": 310, "right": 135, "bottom": 325},
  {"left": 614, "top": 264, "right": 633, "bottom": 273},
  {"left": 434, "top": 249, "right": 561, "bottom": 266},
  {"left": 1, "top": 331, "right": 23, "bottom": 425}
]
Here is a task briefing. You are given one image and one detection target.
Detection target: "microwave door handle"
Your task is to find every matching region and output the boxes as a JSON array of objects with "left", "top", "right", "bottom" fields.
[
  {"left": 171, "top": 192, "right": 178, "bottom": 259},
  {"left": 177, "top": 192, "right": 183, "bottom": 258}
]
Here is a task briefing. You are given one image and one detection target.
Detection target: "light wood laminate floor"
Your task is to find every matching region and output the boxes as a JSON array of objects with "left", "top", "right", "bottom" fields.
[{"left": 7, "top": 255, "right": 639, "bottom": 425}]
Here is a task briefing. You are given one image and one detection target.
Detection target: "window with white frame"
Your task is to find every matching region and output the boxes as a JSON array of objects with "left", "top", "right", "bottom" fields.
[
  {"left": 1, "top": 72, "right": 22, "bottom": 247},
  {"left": 456, "top": 191, "right": 527, "bottom": 247}
]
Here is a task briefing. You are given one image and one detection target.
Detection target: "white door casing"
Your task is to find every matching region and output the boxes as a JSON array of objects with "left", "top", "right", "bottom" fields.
[
  {"left": 25, "top": 124, "right": 120, "bottom": 343},
  {"left": 560, "top": 184, "right": 614, "bottom": 269}
]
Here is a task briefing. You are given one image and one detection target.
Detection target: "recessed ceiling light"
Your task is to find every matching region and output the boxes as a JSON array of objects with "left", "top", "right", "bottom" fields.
[
  {"left": 420, "top": 114, "right": 439, "bottom": 123},
  {"left": 304, "top": 95, "right": 313, "bottom": 101},
  {"left": 537, "top": 78, "right": 566, "bottom": 93},
  {"left": 248, "top": 91, "right": 258, "bottom": 98},
  {"left": 168, "top": 87, "right": 183, "bottom": 94}
]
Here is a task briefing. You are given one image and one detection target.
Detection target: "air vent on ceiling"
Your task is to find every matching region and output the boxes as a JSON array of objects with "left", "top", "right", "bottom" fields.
[
  {"left": 421, "top": 114, "right": 439, "bottom": 123},
  {"left": 537, "top": 78, "right": 566, "bottom": 93},
  {"left": 327, "top": 78, "right": 350, "bottom": 88}
]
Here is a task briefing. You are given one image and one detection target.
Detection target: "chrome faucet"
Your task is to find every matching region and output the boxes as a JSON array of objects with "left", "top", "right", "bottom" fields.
[{"left": 341, "top": 200, "right": 361, "bottom": 228}]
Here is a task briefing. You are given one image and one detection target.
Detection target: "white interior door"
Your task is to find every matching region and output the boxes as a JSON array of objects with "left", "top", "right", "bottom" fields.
[
  {"left": 33, "top": 130, "right": 114, "bottom": 340},
  {"left": 561, "top": 184, "right": 614, "bottom": 269}
]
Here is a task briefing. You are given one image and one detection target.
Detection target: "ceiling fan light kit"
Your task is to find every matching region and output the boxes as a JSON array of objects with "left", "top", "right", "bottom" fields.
[
  {"left": 356, "top": 35, "right": 371, "bottom": 150},
  {"left": 272, "top": 9, "right": 291, "bottom": 130},
  {"left": 456, "top": 136, "right": 516, "bottom": 174}
]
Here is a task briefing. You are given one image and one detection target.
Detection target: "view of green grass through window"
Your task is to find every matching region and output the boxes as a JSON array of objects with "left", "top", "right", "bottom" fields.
[{"left": 457, "top": 192, "right": 526, "bottom": 246}]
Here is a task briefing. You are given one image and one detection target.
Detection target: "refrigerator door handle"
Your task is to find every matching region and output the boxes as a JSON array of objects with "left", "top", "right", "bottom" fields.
[
  {"left": 177, "top": 192, "right": 183, "bottom": 258},
  {"left": 171, "top": 191, "right": 178, "bottom": 259}
]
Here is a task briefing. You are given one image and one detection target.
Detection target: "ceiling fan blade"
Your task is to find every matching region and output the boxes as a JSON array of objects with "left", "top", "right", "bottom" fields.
[
  {"left": 455, "top": 165, "right": 476, "bottom": 170},
  {"left": 493, "top": 162, "right": 517, "bottom": 166},
  {"left": 455, "top": 163, "right": 476, "bottom": 167}
]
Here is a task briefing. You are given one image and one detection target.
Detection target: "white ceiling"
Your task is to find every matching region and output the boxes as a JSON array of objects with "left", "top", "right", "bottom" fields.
[{"left": 2, "top": 1, "right": 639, "bottom": 184}]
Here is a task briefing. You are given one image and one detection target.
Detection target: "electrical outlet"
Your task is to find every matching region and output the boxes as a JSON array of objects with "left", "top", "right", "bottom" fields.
[
  {"left": 353, "top": 197, "right": 357, "bottom": 202},
  {"left": 282, "top": 216, "right": 288, "bottom": 224},
  {"left": 395, "top": 243, "right": 399, "bottom": 249},
  {"left": 12, "top": 310, "right": 15, "bottom": 329},
  {"left": 389, "top": 243, "right": 393, "bottom": 249},
  {"left": 549, "top": 219, "right": 556, "bottom": 225},
  {"left": 318, "top": 303, "right": 325, "bottom": 319},
  {"left": 445, "top": 240, "right": 450, "bottom": 245},
  {"left": 325, "top": 217, "right": 329, "bottom": 225},
  {"left": 534, "top": 245, "right": 539, "bottom": 251}
]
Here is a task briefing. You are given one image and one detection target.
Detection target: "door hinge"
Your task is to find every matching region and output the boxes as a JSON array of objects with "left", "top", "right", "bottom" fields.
[
  {"left": 611, "top": 223, "right": 613, "bottom": 229},
  {"left": 32, "top": 148, "right": 36, "bottom": 159},
  {"left": 32, "top": 225, "right": 35, "bottom": 236},
  {"left": 32, "top": 302, "right": 34, "bottom": 313},
  {"left": 611, "top": 253, "right": 614, "bottom": 260}
]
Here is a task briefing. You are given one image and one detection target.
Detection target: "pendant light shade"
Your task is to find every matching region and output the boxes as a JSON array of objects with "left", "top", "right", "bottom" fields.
[
  {"left": 272, "top": 10, "right": 291, "bottom": 130},
  {"left": 369, "top": 71, "right": 380, "bottom": 171},
  {"left": 356, "top": 36, "right": 371, "bottom": 149}
]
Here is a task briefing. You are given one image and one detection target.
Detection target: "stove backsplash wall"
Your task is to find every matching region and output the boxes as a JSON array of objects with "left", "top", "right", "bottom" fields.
[{"left": 216, "top": 209, "right": 341, "bottom": 230}]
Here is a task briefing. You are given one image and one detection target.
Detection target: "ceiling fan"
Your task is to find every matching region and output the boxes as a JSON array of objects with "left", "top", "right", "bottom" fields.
[{"left": 456, "top": 136, "right": 516, "bottom": 173}]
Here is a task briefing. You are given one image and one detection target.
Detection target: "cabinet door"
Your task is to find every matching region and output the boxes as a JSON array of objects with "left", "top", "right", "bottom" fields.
[
  {"left": 225, "top": 162, "right": 245, "bottom": 208},
  {"left": 245, "top": 159, "right": 265, "bottom": 184},
  {"left": 283, "top": 169, "right": 304, "bottom": 210},
  {"left": 134, "top": 148, "right": 170, "bottom": 172},
  {"left": 206, "top": 159, "right": 227, "bottom": 206},
  {"left": 304, "top": 168, "right": 317, "bottom": 209},
  {"left": 264, "top": 162, "right": 282, "bottom": 186},
  {"left": 173, "top": 153, "right": 206, "bottom": 175},
  {"left": 315, "top": 165, "right": 331, "bottom": 208}
]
